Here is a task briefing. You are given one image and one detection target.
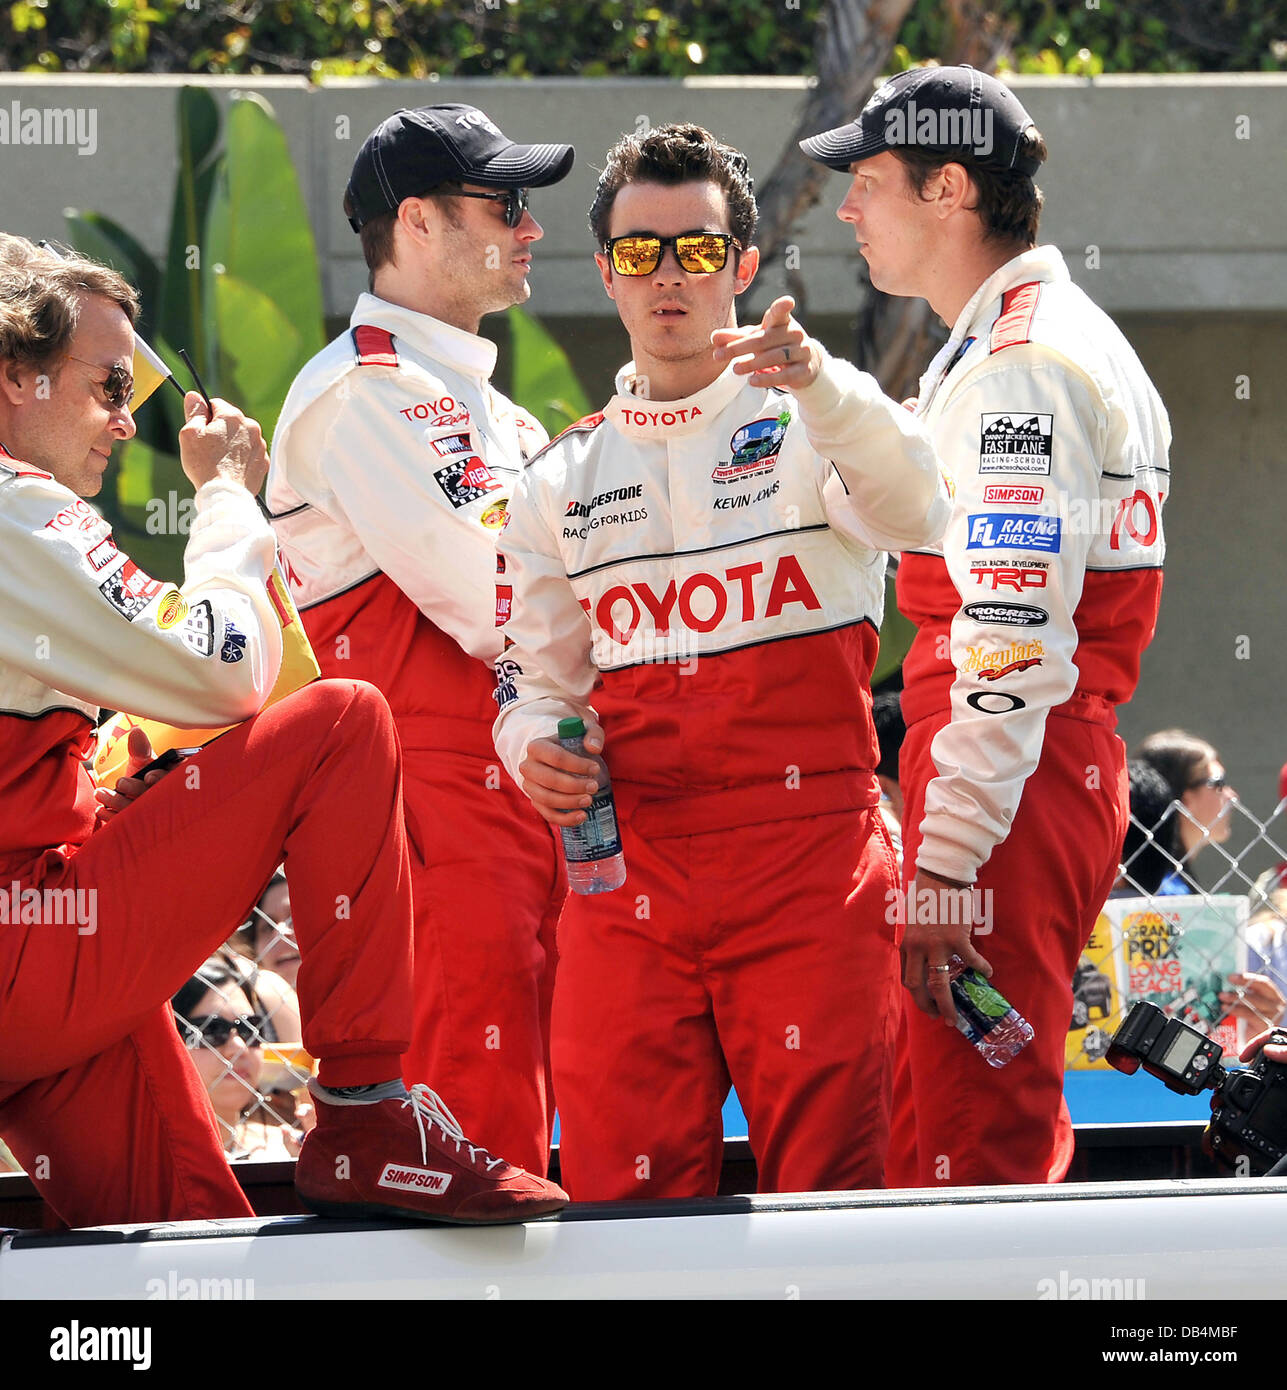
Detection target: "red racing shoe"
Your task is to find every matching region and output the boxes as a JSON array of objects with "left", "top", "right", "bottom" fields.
[{"left": 295, "top": 1083, "right": 568, "bottom": 1225}]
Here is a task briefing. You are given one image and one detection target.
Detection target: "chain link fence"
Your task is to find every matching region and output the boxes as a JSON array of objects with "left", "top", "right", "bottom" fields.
[
  {"left": 5, "top": 801, "right": 1286, "bottom": 1178},
  {"left": 169, "top": 870, "right": 316, "bottom": 1161},
  {"left": 1066, "top": 795, "right": 1287, "bottom": 1071}
]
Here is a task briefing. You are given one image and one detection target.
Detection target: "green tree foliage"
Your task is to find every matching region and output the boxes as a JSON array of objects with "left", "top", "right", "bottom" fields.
[
  {"left": 59, "top": 86, "right": 590, "bottom": 579},
  {"left": 62, "top": 88, "right": 325, "bottom": 576},
  {"left": 4, "top": 0, "right": 1280, "bottom": 77}
]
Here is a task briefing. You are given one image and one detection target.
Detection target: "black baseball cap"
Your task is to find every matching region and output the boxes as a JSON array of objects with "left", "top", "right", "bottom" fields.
[
  {"left": 345, "top": 104, "right": 575, "bottom": 232},
  {"left": 800, "top": 66, "right": 1043, "bottom": 176}
]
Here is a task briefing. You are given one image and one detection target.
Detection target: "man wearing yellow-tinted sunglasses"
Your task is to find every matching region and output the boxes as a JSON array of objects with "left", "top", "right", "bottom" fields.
[{"left": 492, "top": 122, "right": 951, "bottom": 1204}]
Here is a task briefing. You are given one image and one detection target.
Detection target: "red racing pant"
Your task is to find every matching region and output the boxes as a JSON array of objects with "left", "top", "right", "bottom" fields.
[
  {"left": 0, "top": 680, "right": 414, "bottom": 1228},
  {"left": 886, "top": 707, "right": 1127, "bottom": 1188},
  {"left": 398, "top": 751, "right": 563, "bottom": 1177},
  {"left": 551, "top": 798, "right": 901, "bottom": 1201}
]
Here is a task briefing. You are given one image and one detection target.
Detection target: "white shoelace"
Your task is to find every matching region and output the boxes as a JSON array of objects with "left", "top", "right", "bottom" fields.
[{"left": 402, "top": 1084, "right": 505, "bottom": 1172}]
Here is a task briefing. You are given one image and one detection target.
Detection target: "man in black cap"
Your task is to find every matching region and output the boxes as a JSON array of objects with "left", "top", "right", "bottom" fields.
[
  {"left": 802, "top": 67, "right": 1172, "bottom": 1188},
  {"left": 268, "top": 105, "right": 574, "bottom": 1177}
]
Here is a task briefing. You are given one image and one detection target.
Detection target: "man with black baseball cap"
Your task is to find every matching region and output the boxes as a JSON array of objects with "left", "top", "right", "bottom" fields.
[
  {"left": 343, "top": 103, "right": 574, "bottom": 232},
  {"left": 803, "top": 66, "right": 1172, "bottom": 1189},
  {"left": 800, "top": 65, "right": 1043, "bottom": 177},
  {"left": 269, "top": 105, "right": 574, "bottom": 1177}
]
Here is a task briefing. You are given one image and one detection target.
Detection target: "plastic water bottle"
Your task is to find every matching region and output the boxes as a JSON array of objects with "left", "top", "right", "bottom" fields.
[
  {"left": 557, "top": 717, "right": 626, "bottom": 895},
  {"left": 947, "top": 955, "right": 1034, "bottom": 1067}
]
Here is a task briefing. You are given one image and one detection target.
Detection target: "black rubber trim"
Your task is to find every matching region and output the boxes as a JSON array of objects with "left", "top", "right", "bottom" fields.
[
  {"left": 526, "top": 414, "right": 606, "bottom": 468},
  {"left": 1072, "top": 1120, "right": 1208, "bottom": 1148},
  {"left": 593, "top": 615, "right": 879, "bottom": 672},
  {"left": 0, "top": 706, "right": 94, "bottom": 724},
  {"left": 267, "top": 499, "right": 310, "bottom": 520},
  {"left": 8, "top": 1175, "right": 1287, "bottom": 1251},
  {"left": 294, "top": 568, "right": 384, "bottom": 613},
  {"left": 566, "top": 525, "right": 832, "bottom": 581}
]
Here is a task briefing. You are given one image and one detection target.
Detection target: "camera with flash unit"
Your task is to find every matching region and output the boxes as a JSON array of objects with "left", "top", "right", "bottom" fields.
[{"left": 1106, "top": 1000, "right": 1287, "bottom": 1176}]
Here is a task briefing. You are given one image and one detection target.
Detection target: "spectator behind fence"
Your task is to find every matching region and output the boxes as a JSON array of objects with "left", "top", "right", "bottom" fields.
[
  {"left": 172, "top": 953, "right": 308, "bottom": 1161},
  {"left": 1241, "top": 888, "right": 1287, "bottom": 1027},
  {"left": 1248, "top": 761, "right": 1287, "bottom": 913},
  {"left": 1134, "top": 730, "right": 1238, "bottom": 892},
  {"left": 227, "top": 870, "right": 308, "bottom": 1128},
  {"left": 1111, "top": 759, "right": 1185, "bottom": 898},
  {"left": 230, "top": 867, "right": 303, "bottom": 1055},
  {"left": 232, "top": 868, "right": 300, "bottom": 991}
]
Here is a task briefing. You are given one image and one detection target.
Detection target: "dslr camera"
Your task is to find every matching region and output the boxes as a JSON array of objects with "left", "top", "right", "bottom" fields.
[{"left": 1106, "top": 1000, "right": 1287, "bottom": 1175}]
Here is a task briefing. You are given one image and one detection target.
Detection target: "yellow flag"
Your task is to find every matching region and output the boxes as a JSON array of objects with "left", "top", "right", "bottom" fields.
[{"left": 130, "top": 334, "right": 174, "bottom": 411}]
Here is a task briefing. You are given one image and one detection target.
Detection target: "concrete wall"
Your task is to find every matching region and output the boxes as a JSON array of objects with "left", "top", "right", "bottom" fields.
[
  {"left": 1, "top": 73, "right": 1283, "bottom": 315},
  {"left": 3, "top": 73, "right": 1284, "bottom": 844}
]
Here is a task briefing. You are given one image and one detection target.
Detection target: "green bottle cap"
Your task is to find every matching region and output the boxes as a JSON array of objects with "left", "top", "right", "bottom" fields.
[{"left": 558, "top": 717, "right": 586, "bottom": 739}]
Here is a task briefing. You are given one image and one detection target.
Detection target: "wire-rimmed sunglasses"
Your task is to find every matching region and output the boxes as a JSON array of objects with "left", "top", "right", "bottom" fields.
[
  {"left": 65, "top": 354, "right": 133, "bottom": 411},
  {"left": 604, "top": 231, "right": 742, "bottom": 276}
]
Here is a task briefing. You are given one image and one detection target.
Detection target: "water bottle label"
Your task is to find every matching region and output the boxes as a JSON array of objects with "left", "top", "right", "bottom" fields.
[
  {"left": 950, "top": 970, "right": 1010, "bottom": 1041},
  {"left": 562, "top": 791, "right": 623, "bottom": 863}
]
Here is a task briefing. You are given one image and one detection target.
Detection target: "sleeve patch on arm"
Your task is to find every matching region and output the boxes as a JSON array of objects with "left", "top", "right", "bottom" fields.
[
  {"left": 961, "top": 639, "right": 1046, "bottom": 681},
  {"left": 45, "top": 498, "right": 111, "bottom": 550},
  {"left": 180, "top": 600, "right": 216, "bottom": 657},
  {"left": 494, "top": 655, "right": 522, "bottom": 708},
  {"left": 435, "top": 454, "right": 502, "bottom": 507},
  {"left": 966, "top": 512, "right": 1062, "bottom": 553},
  {"left": 220, "top": 620, "right": 248, "bottom": 663},
  {"left": 97, "top": 560, "right": 163, "bottom": 620},
  {"left": 480, "top": 498, "right": 509, "bottom": 530},
  {"left": 979, "top": 412, "right": 1052, "bottom": 475},
  {"left": 968, "top": 558, "right": 1050, "bottom": 591}
]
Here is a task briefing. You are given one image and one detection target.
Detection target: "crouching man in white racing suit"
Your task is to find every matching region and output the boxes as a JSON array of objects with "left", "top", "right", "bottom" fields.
[{"left": 493, "top": 124, "right": 949, "bottom": 1200}]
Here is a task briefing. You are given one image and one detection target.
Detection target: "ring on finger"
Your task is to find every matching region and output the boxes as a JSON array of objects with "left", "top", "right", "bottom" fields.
[{"left": 928, "top": 963, "right": 951, "bottom": 974}]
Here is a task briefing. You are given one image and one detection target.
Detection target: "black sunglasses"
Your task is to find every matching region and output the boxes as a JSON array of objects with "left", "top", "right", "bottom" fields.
[
  {"left": 604, "top": 231, "right": 741, "bottom": 276},
  {"left": 178, "top": 1013, "right": 265, "bottom": 1050},
  {"left": 1189, "top": 774, "right": 1228, "bottom": 791},
  {"left": 66, "top": 354, "right": 133, "bottom": 411},
  {"left": 443, "top": 186, "right": 530, "bottom": 229}
]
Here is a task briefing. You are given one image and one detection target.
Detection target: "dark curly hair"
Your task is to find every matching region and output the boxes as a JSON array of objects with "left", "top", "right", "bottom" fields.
[{"left": 589, "top": 122, "right": 758, "bottom": 250}]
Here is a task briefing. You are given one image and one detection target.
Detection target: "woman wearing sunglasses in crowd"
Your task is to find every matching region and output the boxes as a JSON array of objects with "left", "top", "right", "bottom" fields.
[
  {"left": 172, "top": 952, "right": 312, "bottom": 1161},
  {"left": 1134, "top": 729, "right": 1239, "bottom": 894}
]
